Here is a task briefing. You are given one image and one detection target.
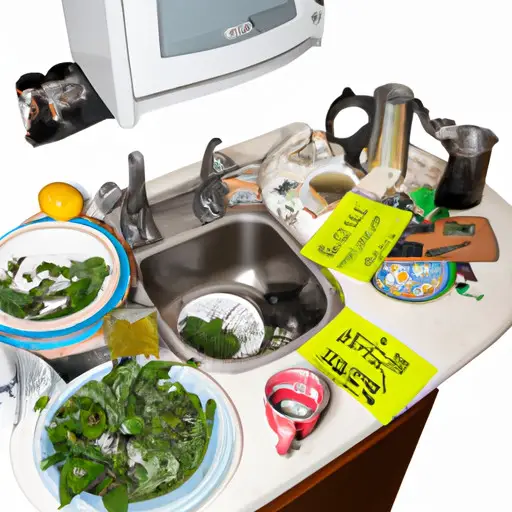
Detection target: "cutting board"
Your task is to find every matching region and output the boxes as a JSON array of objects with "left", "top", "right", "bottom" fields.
[{"left": 385, "top": 216, "right": 499, "bottom": 262}]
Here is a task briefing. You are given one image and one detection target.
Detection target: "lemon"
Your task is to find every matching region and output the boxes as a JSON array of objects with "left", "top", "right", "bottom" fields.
[{"left": 38, "top": 182, "right": 84, "bottom": 221}]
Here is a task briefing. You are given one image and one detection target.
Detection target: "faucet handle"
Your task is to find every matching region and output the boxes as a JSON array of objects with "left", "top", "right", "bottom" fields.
[
  {"left": 126, "top": 151, "right": 147, "bottom": 214},
  {"left": 194, "top": 138, "right": 230, "bottom": 225},
  {"left": 121, "top": 150, "right": 162, "bottom": 249},
  {"left": 200, "top": 138, "right": 223, "bottom": 181}
]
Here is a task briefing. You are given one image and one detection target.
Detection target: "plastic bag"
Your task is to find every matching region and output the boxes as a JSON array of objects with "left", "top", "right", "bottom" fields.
[
  {"left": 16, "top": 63, "right": 112, "bottom": 147},
  {"left": 103, "top": 306, "right": 159, "bottom": 359}
]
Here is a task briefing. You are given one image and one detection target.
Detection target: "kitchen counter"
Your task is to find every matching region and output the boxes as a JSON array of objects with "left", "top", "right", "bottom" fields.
[
  {"left": 1, "top": 149, "right": 512, "bottom": 511},
  {"left": 200, "top": 186, "right": 512, "bottom": 511}
]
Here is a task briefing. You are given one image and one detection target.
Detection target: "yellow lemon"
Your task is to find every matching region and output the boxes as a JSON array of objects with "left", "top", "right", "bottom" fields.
[{"left": 38, "top": 182, "right": 84, "bottom": 221}]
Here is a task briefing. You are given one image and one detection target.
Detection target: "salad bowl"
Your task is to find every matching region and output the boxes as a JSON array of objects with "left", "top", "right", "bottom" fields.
[{"left": 33, "top": 357, "right": 243, "bottom": 512}]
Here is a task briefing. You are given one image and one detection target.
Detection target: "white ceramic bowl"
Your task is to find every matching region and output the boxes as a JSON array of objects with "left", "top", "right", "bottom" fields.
[
  {"left": 34, "top": 358, "right": 243, "bottom": 512},
  {"left": 0, "top": 222, "right": 120, "bottom": 333}
]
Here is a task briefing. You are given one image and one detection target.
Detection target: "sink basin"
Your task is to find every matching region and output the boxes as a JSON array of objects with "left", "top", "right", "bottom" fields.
[{"left": 138, "top": 211, "right": 343, "bottom": 373}]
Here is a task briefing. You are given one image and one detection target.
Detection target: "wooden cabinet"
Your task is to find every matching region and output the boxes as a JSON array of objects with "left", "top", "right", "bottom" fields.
[{"left": 259, "top": 390, "right": 438, "bottom": 512}]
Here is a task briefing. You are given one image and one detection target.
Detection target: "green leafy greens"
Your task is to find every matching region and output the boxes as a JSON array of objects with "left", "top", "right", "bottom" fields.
[
  {"left": 34, "top": 395, "right": 50, "bottom": 412},
  {"left": 41, "top": 360, "right": 216, "bottom": 510},
  {"left": 0, "top": 257, "right": 110, "bottom": 320},
  {"left": 181, "top": 316, "right": 241, "bottom": 359}
]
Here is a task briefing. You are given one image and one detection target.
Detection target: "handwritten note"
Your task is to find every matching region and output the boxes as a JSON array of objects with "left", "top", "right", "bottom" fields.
[
  {"left": 301, "top": 192, "right": 412, "bottom": 282},
  {"left": 298, "top": 308, "right": 437, "bottom": 425}
]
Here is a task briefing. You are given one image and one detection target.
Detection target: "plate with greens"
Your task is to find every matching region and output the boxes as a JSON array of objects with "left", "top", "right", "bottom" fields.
[
  {"left": 34, "top": 358, "right": 243, "bottom": 512},
  {"left": 0, "top": 221, "right": 120, "bottom": 334}
]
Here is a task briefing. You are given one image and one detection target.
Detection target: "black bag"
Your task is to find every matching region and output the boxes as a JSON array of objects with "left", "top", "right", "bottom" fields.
[{"left": 16, "top": 62, "right": 113, "bottom": 147}]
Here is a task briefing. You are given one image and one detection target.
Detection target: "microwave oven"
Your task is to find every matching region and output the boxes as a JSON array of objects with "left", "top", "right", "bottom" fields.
[{"left": 61, "top": 0, "right": 325, "bottom": 128}]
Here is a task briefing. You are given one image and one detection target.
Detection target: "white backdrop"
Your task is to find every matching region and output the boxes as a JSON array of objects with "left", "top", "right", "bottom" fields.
[{"left": 0, "top": 1, "right": 511, "bottom": 511}]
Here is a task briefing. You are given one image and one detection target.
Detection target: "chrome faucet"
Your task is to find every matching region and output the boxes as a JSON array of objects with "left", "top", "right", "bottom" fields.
[
  {"left": 193, "top": 138, "right": 232, "bottom": 224},
  {"left": 120, "top": 151, "right": 162, "bottom": 249}
]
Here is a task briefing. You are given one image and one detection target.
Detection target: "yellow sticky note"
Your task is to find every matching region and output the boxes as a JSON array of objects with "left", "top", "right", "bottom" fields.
[
  {"left": 298, "top": 308, "right": 437, "bottom": 425},
  {"left": 301, "top": 192, "right": 412, "bottom": 281}
]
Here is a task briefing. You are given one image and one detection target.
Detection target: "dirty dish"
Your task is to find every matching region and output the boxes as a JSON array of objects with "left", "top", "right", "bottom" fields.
[
  {"left": 372, "top": 261, "right": 457, "bottom": 302},
  {"left": 34, "top": 357, "right": 243, "bottom": 512},
  {"left": 178, "top": 293, "right": 266, "bottom": 359},
  {"left": 0, "top": 218, "right": 130, "bottom": 340},
  {"left": 0, "top": 222, "right": 119, "bottom": 331},
  {"left": 0, "top": 320, "right": 103, "bottom": 351}
]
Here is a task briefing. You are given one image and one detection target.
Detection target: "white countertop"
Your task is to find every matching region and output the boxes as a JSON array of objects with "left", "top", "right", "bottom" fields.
[{"left": 1, "top": 186, "right": 512, "bottom": 511}]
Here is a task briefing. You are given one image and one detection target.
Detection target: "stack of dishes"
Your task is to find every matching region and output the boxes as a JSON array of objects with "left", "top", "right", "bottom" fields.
[{"left": 0, "top": 217, "right": 131, "bottom": 351}]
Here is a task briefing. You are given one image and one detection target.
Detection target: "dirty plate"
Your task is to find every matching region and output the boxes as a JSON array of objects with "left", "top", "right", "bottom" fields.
[
  {"left": 372, "top": 261, "right": 457, "bottom": 302},
  {"left": 0, "top": 218, "right": 130, "bottom": 342},
  {"left": 178, "top": 293, "right": 266, "bottom": 358},
  {"left": 0, "top": 221, "right": 119, "bottom": 332},
  {"left": 0, "top": 320, "right": 103, "bottom": 351},
  {"left": 33, "top": 357, "right": 243, "bottom": 512}
]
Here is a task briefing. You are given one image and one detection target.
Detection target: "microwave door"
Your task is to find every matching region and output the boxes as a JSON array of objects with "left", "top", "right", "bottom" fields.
[
  {"left": 249, "top": 2, "right": 299, "bottom": 33},
  {"left": 157, "top": 0, "right": 297, "bottom": 58}
]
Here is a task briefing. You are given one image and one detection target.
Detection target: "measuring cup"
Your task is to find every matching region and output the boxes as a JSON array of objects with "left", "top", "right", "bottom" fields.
[{"left": 264, "top": 368, "right": 330, "bottom": 455}]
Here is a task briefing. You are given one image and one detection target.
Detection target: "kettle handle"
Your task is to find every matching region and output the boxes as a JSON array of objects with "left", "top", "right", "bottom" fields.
[
  {"left": 326, "top": 88, "right": 457, "bottom": 173},
  {"left": 325, "top": 87, "right": 375, "bottom": 173}
]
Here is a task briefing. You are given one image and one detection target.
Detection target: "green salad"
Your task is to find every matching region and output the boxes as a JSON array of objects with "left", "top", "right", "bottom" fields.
[
  {"left": 0, "top": 257, "right": 110, "bottom": 320},
  {"left": 41, "top": 360, "right": 216, "bottom": 511}
]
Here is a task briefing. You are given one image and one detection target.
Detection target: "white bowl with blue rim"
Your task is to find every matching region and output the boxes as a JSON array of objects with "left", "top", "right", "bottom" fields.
[
  {"left": 0, "top": 217, "right": 130, "bottom": 350},
  {"left": 33, "top": 358, "right": 243, "bottom": 512}
]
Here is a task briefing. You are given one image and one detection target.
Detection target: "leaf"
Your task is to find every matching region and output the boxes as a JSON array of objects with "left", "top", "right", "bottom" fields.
[
  {"left": 0, "top": 288, "right": 34, "bottom": 318},
  {"left": 36, "top": 261, "right": 66, "bottom": 278},
  {"left": 0, "top": 274, "right": 13, "bottom": 288},
  {"left": 126, "top": 440, "right": 180, "bottom": 501},
  {"left": 69, "top": 258, "right": 110, "bottom": 292},
  {"left": 69, "top": 441, "right": 109, "bottom": 464},
  {"left": 29, "top": 278, "right": 55, "bottom": 297},
  {"left": 46, "top": 419, "right": 80, "bottom": 444},
  {"left": 7, "top": 258, "right": 24, "bottom": 277},
  {"left": 23, "top": 273, "right": 33, "bottom": 283},
  {"left": 33, "top": 306, "right": 73, "bottom": 321},
  {"left": 66, "top": 458, "right": 105, "bottom": 495},
  {"left": 121, "top": 416, "right": 145, "bottom": 435},
  {"left": 102, "top": 359, "right": 141, "bottom": 405},
  {"left": 76, "top": 381, "right": 124, "bottom": 430},
  {"left": 111, "top": 437, "right": 129, "bottom": 477},
  {"left": 181, "top": 316, "right": 241, "bottom": 359},
  {"left": 34, "top": 395, "right": 50, "bottom": 412},
  {"left": 59, "top": 459, "right": 74, "bottom": 509},
  {"left": 53, "top": 442, "right": 70, "bottom": 453},
  {"left": 103, "top": 485, "right": 128, "bottom": 512},
  {"left": 80, "top": 404, "right": 107, "bottom": 440},
  {"left": 40, "top": 451, "right": 67, "bottom": 471},
  {"left": 94, "top": 476, "right": 114, "bottom": 497},
  {"left": 55, "top": 278, "right": 90, "bottom": 298},
  {"left": 33, "top": 258, "right": 110, "bottom": 320}
]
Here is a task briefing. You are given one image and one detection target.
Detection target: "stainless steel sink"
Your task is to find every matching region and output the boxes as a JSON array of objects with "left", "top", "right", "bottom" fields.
[
  {"left": 135, "top": 209, "right": 342, "bottom": 373},
  {"left": 41, "top": 124, "right": 344, "bottom": 379}
]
